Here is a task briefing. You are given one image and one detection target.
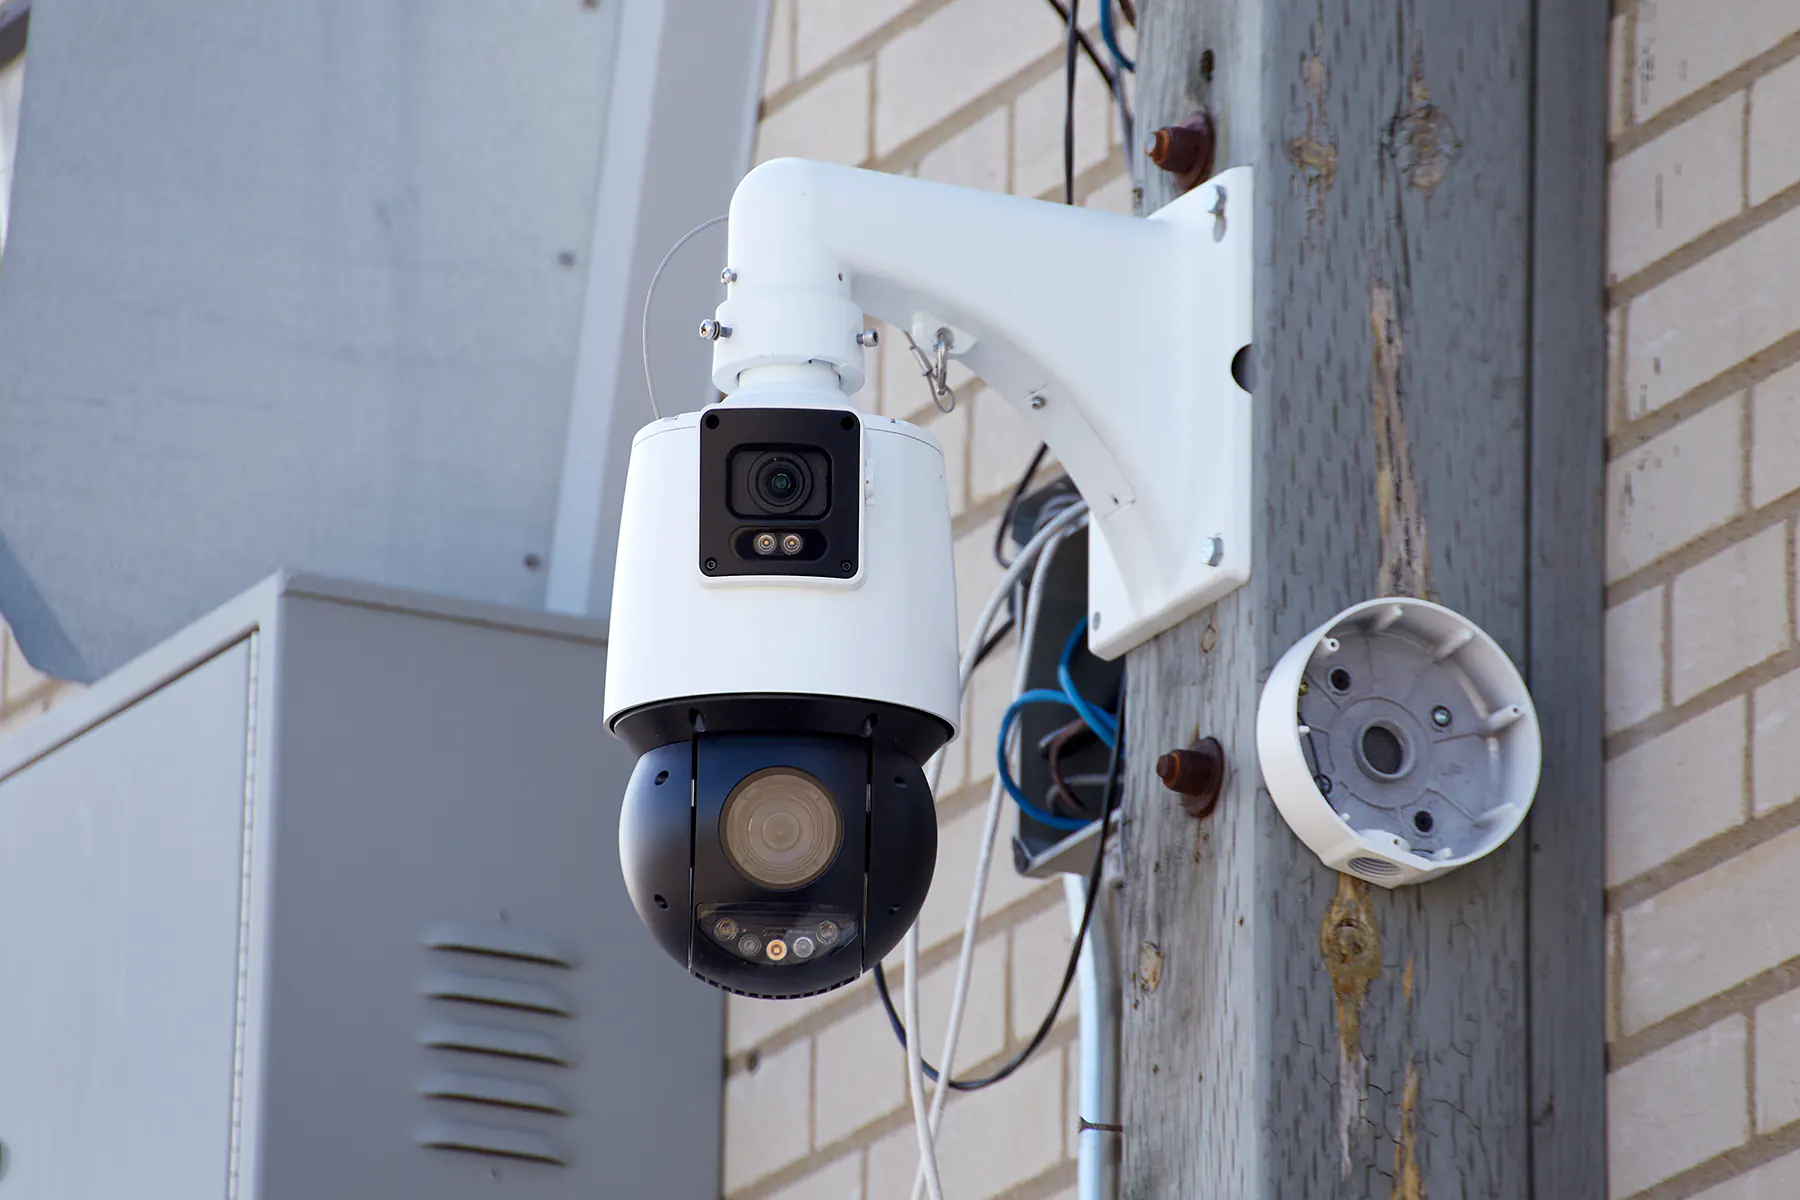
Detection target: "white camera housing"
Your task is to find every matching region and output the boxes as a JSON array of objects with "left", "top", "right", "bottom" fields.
[
  {"left": 603, "top": 374, "right": 959, "bottom": 732},
  {"left": 1255, "top": 598, "right": 1541, "bottom": 887}
]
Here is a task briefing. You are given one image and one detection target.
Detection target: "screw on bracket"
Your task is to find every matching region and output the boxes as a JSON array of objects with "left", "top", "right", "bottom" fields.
[
  {"left": 1144, "top": 109, "right": 1217, "bottom": 194},
  {"left": 1155, "top": 736, "right": 1225, "bottom": 818}
]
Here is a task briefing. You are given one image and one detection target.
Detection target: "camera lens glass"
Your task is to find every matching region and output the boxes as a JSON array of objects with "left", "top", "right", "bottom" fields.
[
  {"left": 720, "top": 767, "right": 843, "bottom": 890},
  {"left": 752, "top": 454, "right": 812, "bottom": 513}
]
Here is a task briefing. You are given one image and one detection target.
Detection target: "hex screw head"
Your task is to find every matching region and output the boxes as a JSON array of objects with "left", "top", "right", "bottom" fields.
[
  {"left": 857, "top": 328, "right": 880, "bottom": 348},
  {"left": 720, "top": 268, "right": 737, "bottom": 284},
  {"left": 698, "top": 318, "right": 731, "bottom": 341},
  {"left": 1203, "top": 535, "right": 1225, "bottom": 567}
]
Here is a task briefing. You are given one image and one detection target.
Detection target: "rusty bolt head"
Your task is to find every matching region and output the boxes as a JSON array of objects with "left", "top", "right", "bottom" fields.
[
  {"left": 1145, "top": 110, "right": 1217, "bottom": 193},
  {"left": 1156, "top": 737, "right": 1225, "bottom": 818}
]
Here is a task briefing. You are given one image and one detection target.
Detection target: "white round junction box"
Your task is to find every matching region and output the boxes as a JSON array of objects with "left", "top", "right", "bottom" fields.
[{"left": 1255, "top": 597, "right": 1541, "bottom": 888}]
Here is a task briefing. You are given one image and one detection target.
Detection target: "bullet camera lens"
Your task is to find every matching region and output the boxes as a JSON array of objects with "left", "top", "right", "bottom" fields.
[
  {"left": 720, "top": 768, "right": 843, "bottom": 890},
  {"left": 752, "top": 454, "right": 812, "bottom": 513}
]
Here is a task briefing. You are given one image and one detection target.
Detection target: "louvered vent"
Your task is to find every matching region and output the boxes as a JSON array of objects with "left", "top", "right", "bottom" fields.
[{"left": 416, "top": 922, "right": 578, "bottom": 1167}]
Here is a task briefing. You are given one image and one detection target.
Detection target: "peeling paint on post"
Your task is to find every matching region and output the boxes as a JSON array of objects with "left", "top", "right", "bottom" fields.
[{"left": 1321, "top": 873, "right": 1381, "bottom": 1179}]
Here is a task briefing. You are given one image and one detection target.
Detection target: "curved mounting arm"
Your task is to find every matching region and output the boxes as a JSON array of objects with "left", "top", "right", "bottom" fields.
[{"left": 710, "top": 158, "right": 1254, "bottom": 659}]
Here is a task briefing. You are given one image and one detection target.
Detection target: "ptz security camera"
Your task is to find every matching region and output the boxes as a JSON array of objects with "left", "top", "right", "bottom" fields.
[
  {"left": 608, "top": 156, "right": 1256, "bottom": 997},
  {"left": 605, "top": 373, "right": 959, "bottom": 998}
]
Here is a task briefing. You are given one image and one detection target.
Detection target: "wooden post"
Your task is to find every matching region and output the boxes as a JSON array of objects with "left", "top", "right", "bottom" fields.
[{"left": 1117, "top": 0, "right": 1607, "bottom": 1194}]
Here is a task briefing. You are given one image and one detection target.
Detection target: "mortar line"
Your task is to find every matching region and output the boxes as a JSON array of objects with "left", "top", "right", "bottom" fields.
[{"left": 1610, "top": 30, "right": 1800, "bottom": 159}]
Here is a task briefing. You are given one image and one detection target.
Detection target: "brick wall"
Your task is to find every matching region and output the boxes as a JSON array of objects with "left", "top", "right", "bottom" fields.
[
  {"left": 1605, "top": 3, "right": 1800, "bottom": 1197},
  {"left": 724, "top": 3, "right": 1131, "bottom": 1197}
]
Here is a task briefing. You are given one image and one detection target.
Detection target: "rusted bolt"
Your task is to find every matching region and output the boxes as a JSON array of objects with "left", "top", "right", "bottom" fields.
[
  {"left": 1155, "top": 736, "right": 1225, "bottom": 818},
  {"left": 1144, "top": 109, "right": 1217, "bottom": 193}
]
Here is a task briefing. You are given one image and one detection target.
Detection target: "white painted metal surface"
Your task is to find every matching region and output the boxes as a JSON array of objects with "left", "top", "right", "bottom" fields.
[{"left": 708, "top": 158, "right": 1255, "bottom": 659}]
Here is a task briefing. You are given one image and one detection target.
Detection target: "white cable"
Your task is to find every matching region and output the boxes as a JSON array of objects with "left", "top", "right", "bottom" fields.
[
  {"left": 903, "top": 923, "right": 945, "bottom": 1200},
  {"left": 910, "top": 513, "right": 1085, "bottom": 1200},
  {"left": 903, "top": 498, "right": 1089, "bottom": 1198},
  {"left": 641, "top": 214, "right": 727, "bottom": 420}
]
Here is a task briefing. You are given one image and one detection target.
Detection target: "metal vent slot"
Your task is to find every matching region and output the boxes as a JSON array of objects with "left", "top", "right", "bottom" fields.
[
  {"left": 423, "top": 921, "right": 577, "bottom": 968},
  {"left": 417, "top": 1121, "right": 568, "bottom": 1166},
  {"left": 421, "top": 1020, "right": 572, "bottom": 1067},
  {"left": 423, "top": 970, "right": 574, "bottom": 1017},
  {"left": 420, "top": 1070, "right": 569, "bottom": 1115}
]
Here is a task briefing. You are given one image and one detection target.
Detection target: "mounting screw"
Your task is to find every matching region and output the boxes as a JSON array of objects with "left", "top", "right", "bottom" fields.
[
  {"left": 1203, "top": 535, "right": 1224, "bottom": 566},
  {"left": 1208, "top": 185, "right": 1227, "bottom": 220},
  {"left": 1029, "top": 394, "right": 1047, "bottom": 410},
  {"left": 1145, "top": 109, "right": 1217, "bottom": 193},
  {"left": 1431, "top": 705, "right": 1453, "bottom": 728},
  {"left": 1156, "top": 738, "right": 1226, "bottom": 819},
  {"left": 720, "top": 267, "right": 737, "bottom": 284},
  {"left": 857, "top": 328, "right": 880, "bottom": 348},
  {"left": 698, "top": 319, "right": 731, "bottom": 341}
]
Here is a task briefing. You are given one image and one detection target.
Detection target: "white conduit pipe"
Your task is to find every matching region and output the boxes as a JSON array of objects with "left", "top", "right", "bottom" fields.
[{"left": 1065, "top": 856, "right": 1121, "bottom": 1199}]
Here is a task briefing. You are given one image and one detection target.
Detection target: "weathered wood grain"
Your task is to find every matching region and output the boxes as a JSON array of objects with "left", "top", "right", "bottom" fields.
[{"left": 1121, "top": 0, "right": 1603, "bottom": 1195}]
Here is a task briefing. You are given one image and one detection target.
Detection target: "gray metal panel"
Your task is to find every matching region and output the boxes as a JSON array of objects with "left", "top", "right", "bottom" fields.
[
  {"left": 252, "top": 591, "right": 721, "bottom": 1198},
  {"left": 0, "top": 0, "right": 626, "bottom": 681},
  {"left": 0, "top": 640, "right": 253, "bottom": 1198},
  {"left": 547, "top": 0, "right": 769, "bottom": 619}
]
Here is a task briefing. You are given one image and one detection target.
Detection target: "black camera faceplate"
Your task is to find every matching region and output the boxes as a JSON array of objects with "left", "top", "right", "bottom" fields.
[{"left": 699, "top": 407, "right": 860, "bottom": 580}]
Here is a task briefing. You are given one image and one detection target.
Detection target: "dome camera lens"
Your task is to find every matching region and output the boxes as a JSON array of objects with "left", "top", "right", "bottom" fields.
[{"left": 721, "top": 768, "right": 843, "bottom": 890}]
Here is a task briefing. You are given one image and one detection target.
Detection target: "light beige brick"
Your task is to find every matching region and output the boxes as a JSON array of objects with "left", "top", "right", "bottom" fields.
[
  {"left": 865, "top": 1048, "right": 1064, "bottom": 1200},
  {"left": 968, "top": 385, "right": 1052, "bottom": 506},
  {"left": 757, "top": 61, "right": 873, "bottom": 167},
  {"left": 794, "top": 0, "right": 914, "bottom": 78},
  {"left": 763, "top": 0, "right": 796, "bottom": 98},
  {"left": 953, "top": 514, "right": 1007, "bottom": 651},
  {"left": 1756, "top": 986, "right": 1800, "bottom": 1130},
  {"left": 1606, "top": 586, "right": 1667, "bottom": 733},
  {"left": 917, "top": 799, "right": 1055, "bottom": 952},
  {"left": 1607, "top": 394, "right": 1744, "bottom": 580},
  {"left": 1693, "top": 1146, "right": 1800, "bottom": 1199},
  {"left": 1082, "top": 171, "right": 1134, "bottom": 215},
  {"left": 3, "top": 628, "right": 51, "bottom": 708},
  {"left": 1010, "top": 900, "right": 1080, "bottom": 1039},
  {"left": 963, "top": 640, "right": 1016, "bottom": 789},
  {"left": 1750, "top": 55, "right": 1800, "bottom": 206},
  {"left": 1754, "top": 665, "right": 1800, "bottom": 814},
  {"left": 1013, "top": 65, "right": 1113, "bottom": 200},
  {"left": 1625, "top": 205, "right": 1800, "bottom": 418},
  {"left": 912, "top": 401, "right": 970, "bottom": 517},
  {"left": 1606, "top": 696, "right": 1747, "bottom": 884},
  {"left": 766, "top": 1150, "right": 865, "bottom": 1200},
  {"left": 1609, "top": 93, "right": 1746, "bottom": 281},
  {"left": 1607, "top": 913, "right": 1622, "bottom": 1044},
  {"left": 1633, "top": 0, "right": 1800, "bottom": 120},
  {"left": 729, "top": 986, "right": 843, "bottom": 1055},
  {"left": 1621, "top": 824, "right": 1800, "bottom": 1031},
  {"left": 874, "top": 0, "right": 1064, "bottom": 156},
  {"left": 724, "top": 1036, "right": 815, "bottom": 1192},
  {"left": 918, "top": 929, "right": 1009, "bottom": 1072},
  {"left": 815, "top": 993, "right": 906, "bottom": 1146},
  {"left": 1670, "top": 523, "right": 1790, "bottom": 703},
  {"left": 1064, "top": 1042, "right": 1080, "bottom": 1162},
  {"left": 1608, "top": 1016, "right": 1749, "bottom": 1198},
  {"left": 918, "top": 106, "right": 1009, "bottom": 194},
  {"left": 1753, "top": 360, "right": 1800, "bottom": 507},
  {"left": 1609, "top": 14, "right": 1632, "bottom": 139}
]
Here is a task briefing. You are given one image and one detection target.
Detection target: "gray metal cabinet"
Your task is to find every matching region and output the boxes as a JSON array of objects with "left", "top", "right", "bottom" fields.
[{"left": 0, "top": 574, "right": 721, "bottom": 1198}]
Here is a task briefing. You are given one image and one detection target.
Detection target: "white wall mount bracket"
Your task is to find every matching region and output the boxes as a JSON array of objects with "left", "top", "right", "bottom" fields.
[
  {"left": 1255, "top": 597, "right": 1542, "bottom": 887},
  {"left": 708, "top": 158, "right": 1254, "bottom": 660}
]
